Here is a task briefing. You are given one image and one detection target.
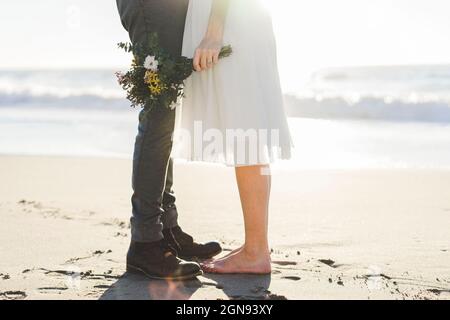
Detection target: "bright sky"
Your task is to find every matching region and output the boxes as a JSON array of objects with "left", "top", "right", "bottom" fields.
[{"left": 2, "top": 0, "right": 450, "bottom": 92}]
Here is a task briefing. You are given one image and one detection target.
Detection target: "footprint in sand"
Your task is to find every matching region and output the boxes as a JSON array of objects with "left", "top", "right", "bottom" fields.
[
  {"left": 318, "top": 259, "right": 346, "bottom": 268},
  {"left": 98, "top": 219, "right": 129, "bottom": 230},
  {"left": 114, "top": 232, "right": 128, "bottom": 238},
  {"left": 0, "top": 273, "right": 10, "bottom": 280},
  {"left": 38, "top": 287, "right": 68, "bottom": 294},
  {"left": 428, "top": 288, "right": 450, "bottom": 296},
  {"left": 64, "top": 249, "right": 113, "bottom": 264},
  {"left": 272, "top": 261, "right": 297, "bottom": 266},
  {"left": 282, "top": 276, "right": 301, "bottom": 281},
  {"left": 0, "top": 291, "right": 27, "bottom": 300},
  {"left": 38, "top": 268, "right": 121, "bottom": 282},
  {"left": 17, "top": 199, "right": 63, "bottom": 219},
  {"left": 94, "top": 285, "right": 111, "bottom": 289},
  {"left": 272, "top": 270, "right": 282, "bottom": 275}
]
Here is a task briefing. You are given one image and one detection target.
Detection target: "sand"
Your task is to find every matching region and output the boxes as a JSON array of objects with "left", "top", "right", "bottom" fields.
[{"left": 0, "top": 155, "right": 449, "bottom": 300}]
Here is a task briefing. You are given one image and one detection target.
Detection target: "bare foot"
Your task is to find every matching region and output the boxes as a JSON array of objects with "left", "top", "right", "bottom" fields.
[
  {"left": 201, "top": 248, "right": 271, "bottom": 274},
  {"left": 203, "top": 245, "right": 244, "bottom": 263}
]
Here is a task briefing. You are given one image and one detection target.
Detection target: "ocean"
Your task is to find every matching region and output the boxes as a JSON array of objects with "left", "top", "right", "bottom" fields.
[{"left": 1, "top": 66, "right": 450, "bottom": 169}]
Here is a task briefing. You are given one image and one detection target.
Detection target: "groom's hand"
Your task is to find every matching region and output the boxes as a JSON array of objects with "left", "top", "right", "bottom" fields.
[{"left": 193, "top": 37, "right": 221, "bottom": 72}]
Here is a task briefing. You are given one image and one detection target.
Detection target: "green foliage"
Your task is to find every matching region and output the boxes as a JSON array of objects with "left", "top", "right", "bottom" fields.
[{"left": 116, "top": 32, "right": 232, "bottom": 112}]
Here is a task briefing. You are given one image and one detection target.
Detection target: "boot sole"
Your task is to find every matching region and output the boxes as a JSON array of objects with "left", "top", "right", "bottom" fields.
[
  {"left": 126, "top": 264, "right": 203, "bottom": 281},
  {"left": 179, "top": 248, "right": 223, "bottom": 261}
]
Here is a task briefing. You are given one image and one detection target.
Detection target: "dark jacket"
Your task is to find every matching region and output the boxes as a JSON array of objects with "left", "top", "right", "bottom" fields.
[{"left": 116, "top": 0, "right": 189, "bottom": 57}]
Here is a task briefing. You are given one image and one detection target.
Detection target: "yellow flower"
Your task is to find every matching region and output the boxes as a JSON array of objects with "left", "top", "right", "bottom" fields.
[{"left": 144, "top": 70, "right": 165, "bottom": 96}]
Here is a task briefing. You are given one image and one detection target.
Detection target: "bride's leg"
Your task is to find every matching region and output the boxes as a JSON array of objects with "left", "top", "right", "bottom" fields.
[
  {"left": 202, "top": 165, "right": 272, "bottom": 274},
  {"left": 237, "top": 165, "right": 271, "bottom": 258}
]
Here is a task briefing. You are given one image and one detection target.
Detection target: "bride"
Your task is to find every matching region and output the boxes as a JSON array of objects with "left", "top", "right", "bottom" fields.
[{"left": 175, "top": 0, "right": 292, "bottom": 274}]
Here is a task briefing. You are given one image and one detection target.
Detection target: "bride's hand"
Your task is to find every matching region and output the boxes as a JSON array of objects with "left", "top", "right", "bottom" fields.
[
  {"left": 193, "top": 0, "right": 229, "bottom": 72},
  {"left": 193, "top": 36, "right": 222, "bottom": 72}
]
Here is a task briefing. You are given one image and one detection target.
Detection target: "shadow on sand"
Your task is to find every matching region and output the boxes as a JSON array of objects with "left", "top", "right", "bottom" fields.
[
  {"left": 201, "top": 273, "right": 280, "bottom": 300},
  {"left": 99, "top": 272, "right": 202, "bottom": 300},
  {"left": 99, "top": 272, "right": 282, "bottom": 300}
]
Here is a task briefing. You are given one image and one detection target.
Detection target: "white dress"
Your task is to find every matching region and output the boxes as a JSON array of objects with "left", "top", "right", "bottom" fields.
[{"left": 174, "top": 0, "right": 292, "bottom": 166}]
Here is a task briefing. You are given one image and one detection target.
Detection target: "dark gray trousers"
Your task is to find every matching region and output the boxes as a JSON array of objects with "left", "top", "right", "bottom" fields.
[{"left": 116, "top": 0, "right": 189, "bottom": 242}]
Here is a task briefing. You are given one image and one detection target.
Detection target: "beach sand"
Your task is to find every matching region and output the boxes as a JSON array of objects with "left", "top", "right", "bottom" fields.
[{"left": 0, "top": 155, "right": 449, "bottom": 300}]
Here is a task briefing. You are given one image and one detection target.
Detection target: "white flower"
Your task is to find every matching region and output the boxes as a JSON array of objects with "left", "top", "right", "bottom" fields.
[{"left": 144, "top": 55, "right": 159, "bottom": 71}]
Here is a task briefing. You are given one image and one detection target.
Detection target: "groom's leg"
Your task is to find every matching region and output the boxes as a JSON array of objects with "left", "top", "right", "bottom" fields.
[
  {"left": 117, "top": 0, "right": 204, "bottom": 280},
  {"left": 161, "top": 158, "right": 179, "bottom": 229},
  {"left": 117, "top": 0, "right": 221, "bottom": 260},
  {"left": 117, "top": 0, "right": 188, "bottom": 242},
  {"left": 131, "top": 108, "right": 176, "bottom": 243}
]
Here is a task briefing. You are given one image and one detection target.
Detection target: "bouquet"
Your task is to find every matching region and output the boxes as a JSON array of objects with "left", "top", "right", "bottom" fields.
[{"left": 116, "top": 33, "right": 232, "bottom": 111}]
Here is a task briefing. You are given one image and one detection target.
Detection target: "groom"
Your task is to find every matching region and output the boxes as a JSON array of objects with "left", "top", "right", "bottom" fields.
[{"left": 116, "top": 0, "right": 222, "bottom": 280}]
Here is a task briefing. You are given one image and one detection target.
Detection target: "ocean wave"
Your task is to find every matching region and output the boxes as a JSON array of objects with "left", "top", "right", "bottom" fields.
[
  {"left": 3, "top": 90, "right": 450, "bottom": 123},
  {"left": 0, "top": 69, "right": 128, "bottom": 109},
  {"left": 284, "top": 95, "right": 450, "bottom": 123},
  {"left": 0, "top": 91, "right": 129, "bottom": 109},
  {"left": 3, "top": 68, "right": 450, "bottom": 122}
]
